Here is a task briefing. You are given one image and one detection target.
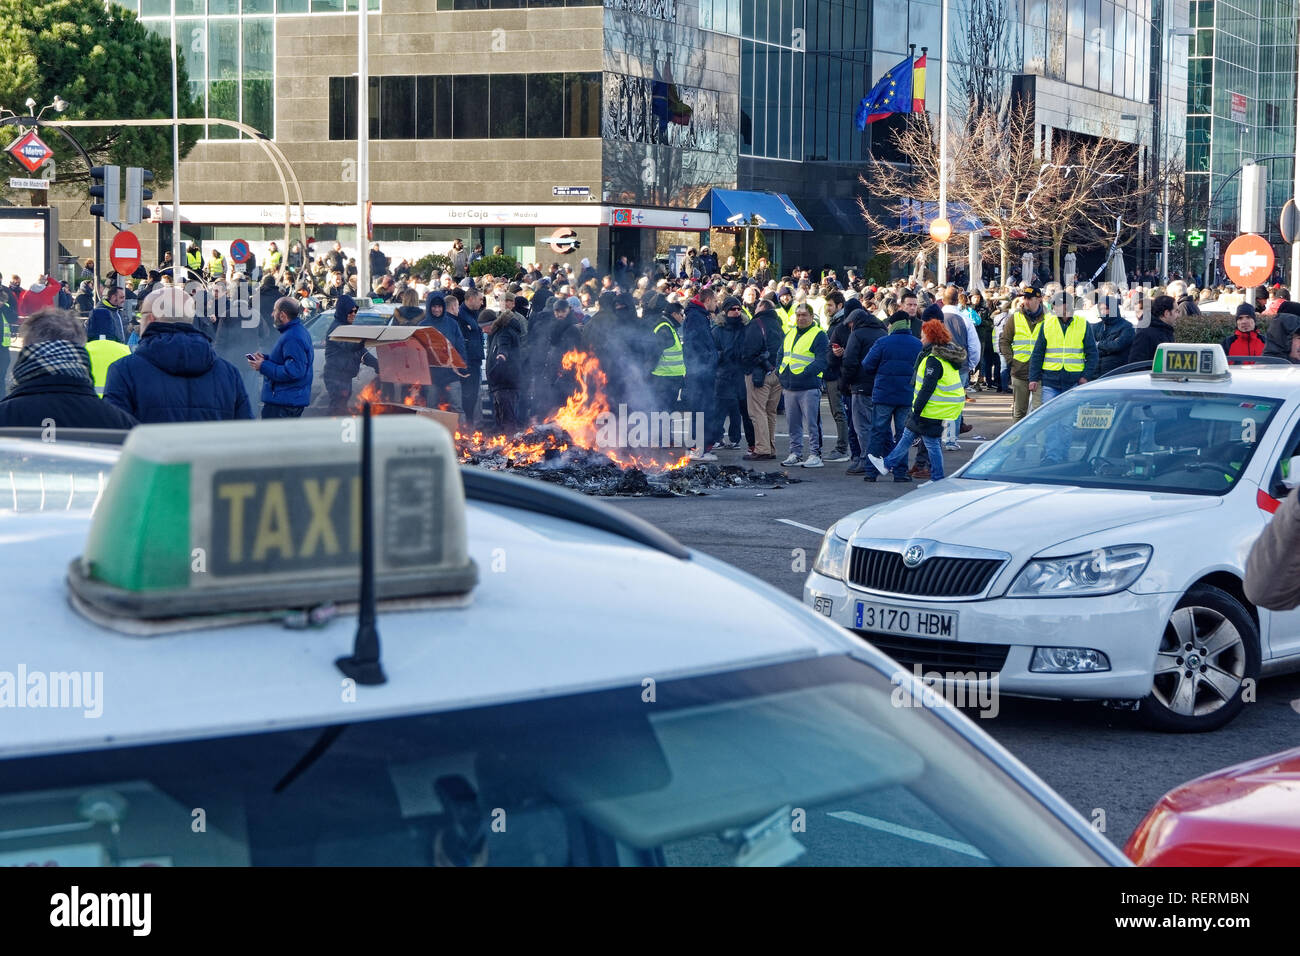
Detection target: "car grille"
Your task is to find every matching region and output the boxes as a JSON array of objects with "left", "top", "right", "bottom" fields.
[
  {"left": 848, "top": 547, "right": 1003, "bottom": 598},
  {"left": 861, "top": 634, "right": 1010, "bottom": 673}
]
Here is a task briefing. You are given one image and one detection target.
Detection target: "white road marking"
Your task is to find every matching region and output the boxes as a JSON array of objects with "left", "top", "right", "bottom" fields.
[
  {"left": 776, "top": 518, "right": 827, "bottom": 535},
  {"left": 827, "top": 810, "right": 990, "bottom": 860}
]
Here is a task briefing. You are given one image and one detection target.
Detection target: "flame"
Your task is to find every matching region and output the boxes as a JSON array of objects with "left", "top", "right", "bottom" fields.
[{"left": 455, "top": 350, "right": 691, "bottom": 472}]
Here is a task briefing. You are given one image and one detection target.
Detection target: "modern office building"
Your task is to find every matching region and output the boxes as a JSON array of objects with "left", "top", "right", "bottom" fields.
[
  {"left": 1182, "top": 0, "right": 1297, "bottom": 284},
  {"left": 32, "top": 0, "right": 1193, "bottom": 283},
  {"left": 865, "top": 0, "right": 1189, "bottom": 283}
]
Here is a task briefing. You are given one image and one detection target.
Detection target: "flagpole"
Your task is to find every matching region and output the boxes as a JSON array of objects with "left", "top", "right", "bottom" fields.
[{"left": 937, "top": 0, "right": 949, "bottom": 285}]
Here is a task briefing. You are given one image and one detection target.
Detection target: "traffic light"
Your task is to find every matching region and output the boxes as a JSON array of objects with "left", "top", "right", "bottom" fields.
[
  {"left": 125, "top": 167, "right": 154, "bottom": 226},
  {"left": 88, "top": 165, "right": 120, "bottom": 223},
  {"left": 1188, "top": 229, "right": 1205, "bottom": 248}
]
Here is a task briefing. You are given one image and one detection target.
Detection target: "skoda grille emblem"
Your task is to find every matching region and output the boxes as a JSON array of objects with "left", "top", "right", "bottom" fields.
[{"left": 903, "top": 545, "right": 925, "bottom": 568}]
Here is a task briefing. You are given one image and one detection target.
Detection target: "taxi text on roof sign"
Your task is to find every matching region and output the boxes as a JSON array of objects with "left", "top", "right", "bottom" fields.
[
  {"left": 66, "top": 417, "right": 477, "bottom": 621},
  {"left": 1151, "top": 343, "right": 1230, "bottom": 381}
]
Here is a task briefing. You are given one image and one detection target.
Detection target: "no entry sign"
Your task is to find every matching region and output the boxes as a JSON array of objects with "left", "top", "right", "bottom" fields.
[
  {"left": 1223, "top": 233, "right": 1274, "bottom": 287},
  {"left": 109, "top": 230, "right": 142, "bottom": 276}
]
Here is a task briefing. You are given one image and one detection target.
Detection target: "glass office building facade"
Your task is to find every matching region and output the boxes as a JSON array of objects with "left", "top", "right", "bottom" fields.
[{"left": 1184, "top": 0, "right": 1297, "bottom": 279}]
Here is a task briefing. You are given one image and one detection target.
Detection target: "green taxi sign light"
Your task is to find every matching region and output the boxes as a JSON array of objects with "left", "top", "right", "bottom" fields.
[
  {"left": 1151, "top": 343, "right": 1230, "bottom": 381},
  {"left": 66, "top": 417, "right": 478, "bottom": 623}
]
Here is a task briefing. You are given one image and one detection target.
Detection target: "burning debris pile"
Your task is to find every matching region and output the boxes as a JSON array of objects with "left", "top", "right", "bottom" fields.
[{"left": 453, "top": 351, "right": 800, "bottom": 497}]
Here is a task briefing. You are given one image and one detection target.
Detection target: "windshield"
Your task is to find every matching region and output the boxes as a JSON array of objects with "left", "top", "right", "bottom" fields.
[
  {"left": 961, "top": 388, "right": 1280, "bottom": 495},
  {"left": 0, "top": 656, "right": 1107, "bottom": 866},
  {"left": 306, "top": 310, "right": 392, "bottom": 347}
]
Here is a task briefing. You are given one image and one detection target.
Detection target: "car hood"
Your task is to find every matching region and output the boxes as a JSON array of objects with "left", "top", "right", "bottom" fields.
[{"left": 845, "top": 479, "right": 1223, "bottom": 554}]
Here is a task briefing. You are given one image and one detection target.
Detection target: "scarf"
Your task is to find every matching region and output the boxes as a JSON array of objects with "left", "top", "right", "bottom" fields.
[{"left": 12, "top": 340, "right": 93, "bottom": 388}]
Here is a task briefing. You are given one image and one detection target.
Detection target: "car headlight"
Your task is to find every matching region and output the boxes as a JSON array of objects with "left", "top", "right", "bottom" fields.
[
  {"left": 1007, "top": 544, "right": 1152, "bottom": 598},
  {"left": 813, "top": 530, "right": 850, "bottom": 580}
]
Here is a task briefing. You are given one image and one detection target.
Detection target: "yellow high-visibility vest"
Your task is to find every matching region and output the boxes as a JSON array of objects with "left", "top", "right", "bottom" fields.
[
  {"left": 1041, "top": 314, "right": 1086, "bottom": 372},
  {"left": 86, "top": 337, "right": 131, "bottom": 397},
  {"left": 1011, "top": 312, "right": 1046, "bottom": 362},
  {"left": 780, "top": 324, "right": 823, "bottom": 378},
  {"left": 652, "top": 321, "right": 685, "bottom": 377},
  {"left": 915, "top": 353, "right": 965, "bottom": 421}
]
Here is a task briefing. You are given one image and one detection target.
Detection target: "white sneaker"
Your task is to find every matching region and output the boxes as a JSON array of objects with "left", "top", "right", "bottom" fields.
[
  {"left": 689, "top": 450, "right": 719, "bottom": 462},
  {"left": 943, "top": 441, "right": 960, "bottom": 451},
  {"left": 802, "top": 455, "right": 825, "bottom": 468},
  {"left": 782, "top": 453, "right": 802, "bottom": 466},
  {"left": 866, "top": 454, "right": 889, "bottom": 476}
]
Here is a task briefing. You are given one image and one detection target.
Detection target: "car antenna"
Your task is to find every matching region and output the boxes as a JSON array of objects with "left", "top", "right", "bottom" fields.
[{"left": 335, "top": 401, "right": 387, "bottom": 686}]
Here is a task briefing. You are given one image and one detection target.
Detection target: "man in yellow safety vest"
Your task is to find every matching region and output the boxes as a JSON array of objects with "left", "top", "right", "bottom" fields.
[
  {"left": 85, "top": 335, "right": 131, "bottom": 397},
  {"left": 1028, "top": 297, "right": 1098, "bottom": 464},
  {"left": 650, "top": 296, "right": 686, "bottom": 413},
  {"left": 778, "top": 303, "right": 829, "bottom": 468},
  {"left": 998, "top": 284, "right": 1049, "bottom": 421}
]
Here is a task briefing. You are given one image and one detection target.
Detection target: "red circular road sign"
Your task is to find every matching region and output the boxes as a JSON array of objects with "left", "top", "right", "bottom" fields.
[
  {"left": 109, "top": 230, "right": 142, "bottom": 275},
  {"left": 229, "top": 238, "right": 251, "bottom": 264},
  {"left": 1223, "top": 233, "right": 1275, "bottom": 287}
]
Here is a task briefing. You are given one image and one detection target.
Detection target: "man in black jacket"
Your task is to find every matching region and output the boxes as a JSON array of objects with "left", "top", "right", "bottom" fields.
[
  {"left": 322, "top": 294, "right": 379, "bottom": 415},
  {"left": 0, "top": 308, "right": 138, "bottom": 429},
  {"left": 1263, "top": 300, "right": 1300, "bottom": 359},
  {"left": 1095, "top": 296, "right": 1135, "bottom": 377},
  {"left": 710, "top": 297, "right": 753, "bottom": 450},
  {"left": 822, "top": 291, "right": 851, "bottom": 462},
  {"left": 839, "top": 307, "right": 888, "bottom": 473},
  {"left": 741, "top": 297, "right": 784, "bottom": 460},
  {"left": 1128, "top": 295, "right": 1177, "bottom": 365}
]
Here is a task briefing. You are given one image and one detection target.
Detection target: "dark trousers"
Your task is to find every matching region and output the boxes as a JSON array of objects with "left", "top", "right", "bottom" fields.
[
  {"left": 325, "top": 379, "right": 352, "bottom": 416},
  {"left": 0, "top": 348, "right": 9, "bottom": 396},
  {"left": 842, "top": 391, "right": 862, "bottom": 460},
  {"left": 869, "top": 403, "right": 911, "bottom": 477},
  {"left": 491, "top": 388, "right": 522, "bottom": 434},
  {"left": 652, "top": 375, "right": 683, "bottom": 414},
  {"left": 262, "top": 402, "right": 305, "bottom": 419},
  {"left": 685, "top": 380, "right": 716, "bottom": 450},
  {"left": 711, "top": 377, "right": 754, "bottom": 448}
]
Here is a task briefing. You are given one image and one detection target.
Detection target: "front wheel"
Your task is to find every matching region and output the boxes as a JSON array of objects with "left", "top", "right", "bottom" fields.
[{"left": 1139, "top": 584, "right": 1260, "bottom": 733}]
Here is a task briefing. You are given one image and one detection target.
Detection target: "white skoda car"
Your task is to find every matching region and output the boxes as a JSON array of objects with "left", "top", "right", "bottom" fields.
[{"left": 807, "top": 344, "right": 1300, "bottom": 732}]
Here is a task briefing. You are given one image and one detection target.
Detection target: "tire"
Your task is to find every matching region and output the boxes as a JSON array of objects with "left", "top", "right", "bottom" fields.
[{"left": 1139, "top": 584, "right": 1260, "bottom": 733}]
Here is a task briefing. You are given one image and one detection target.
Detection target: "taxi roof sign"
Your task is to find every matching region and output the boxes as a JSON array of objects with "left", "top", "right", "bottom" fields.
[
  {"left": 1151, "top": 343, "right": 1230, "bottom": 382},
  {"left": 66, "top": 417, "right": 477, "bottom": 623}
]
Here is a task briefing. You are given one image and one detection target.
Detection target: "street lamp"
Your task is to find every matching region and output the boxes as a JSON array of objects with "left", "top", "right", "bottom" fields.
[{"left": 1161, "top": 26, "right": 1196, "bottom": 281}]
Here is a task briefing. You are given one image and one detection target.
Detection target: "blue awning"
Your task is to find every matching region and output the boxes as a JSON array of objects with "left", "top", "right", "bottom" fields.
[{"left": 706, "top": 189, "right": 814, "bottom": 231}]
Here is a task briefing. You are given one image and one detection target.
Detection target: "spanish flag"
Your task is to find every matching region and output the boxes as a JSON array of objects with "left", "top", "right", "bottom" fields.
[{"left": 912, "top": 53, "right": 927, "bottom": 112}]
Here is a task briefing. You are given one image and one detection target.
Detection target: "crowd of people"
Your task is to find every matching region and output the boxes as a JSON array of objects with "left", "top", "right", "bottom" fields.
[{"left": 1, "top": 241, "right": 1297, "bottom": 486}]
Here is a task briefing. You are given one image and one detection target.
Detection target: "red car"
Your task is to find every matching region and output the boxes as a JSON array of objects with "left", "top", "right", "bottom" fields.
[{"left": 1126, "top": 746, "right": 1300, "bottom": 866}]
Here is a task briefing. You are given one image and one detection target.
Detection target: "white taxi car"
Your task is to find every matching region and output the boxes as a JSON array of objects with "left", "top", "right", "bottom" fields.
[
  {"left": 0, "top": 416, "right": 1127, "bottom": 866},
  {"left": 807, "top": 344, "right": 1300, "bottom": 732}
]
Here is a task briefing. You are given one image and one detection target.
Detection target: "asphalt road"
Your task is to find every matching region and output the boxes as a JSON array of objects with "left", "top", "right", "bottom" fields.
[{"left": 610, "top": 388, "right": 1300, "bottom": 850}]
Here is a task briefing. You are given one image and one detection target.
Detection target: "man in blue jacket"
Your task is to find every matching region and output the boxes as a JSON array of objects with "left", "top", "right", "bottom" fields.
[
  {"left": 421, "top": 291, "right": 467, "bottom": 413},
  {"left": 250, "top": 296, "right": 313, "bottom": 419},
  {"left": 86, "top": 285, "right": 127, "bottom": 344},
  {"left": 452, "top": 287, "right": 486, "bottom": 426},
  {"left": 861, "top": 315, "right": 923, "bottom": 481},
  {"left": 104, "top": 288, "right": 252, "bottom": 423},
  {"left": 779, "top": 303, "right": 829, "bottom": 468}
]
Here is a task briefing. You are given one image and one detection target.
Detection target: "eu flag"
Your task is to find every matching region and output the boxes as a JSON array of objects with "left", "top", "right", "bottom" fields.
[{"left": 855, "top": 55, "right": 915, "bottom": 131}]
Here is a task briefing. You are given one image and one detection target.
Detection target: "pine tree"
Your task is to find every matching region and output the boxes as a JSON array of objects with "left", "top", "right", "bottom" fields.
[{"left": 746, "top": 222, "right": 771, "bottom": 277}]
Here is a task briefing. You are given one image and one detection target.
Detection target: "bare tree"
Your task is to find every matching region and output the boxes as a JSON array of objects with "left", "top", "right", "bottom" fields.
[{"left": 859, "top": 101, "right": 1058, "bottom": 283}]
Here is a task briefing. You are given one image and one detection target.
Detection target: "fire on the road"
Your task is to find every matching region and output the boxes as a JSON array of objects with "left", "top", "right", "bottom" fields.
[{"left": 354, "top": 350, "right": 692, "bottom": 473}]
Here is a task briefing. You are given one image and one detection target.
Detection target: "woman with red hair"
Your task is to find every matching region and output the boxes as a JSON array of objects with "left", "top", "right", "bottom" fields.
[{"left": 868, "top": 318, "right": 968, "bottom": 481}]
